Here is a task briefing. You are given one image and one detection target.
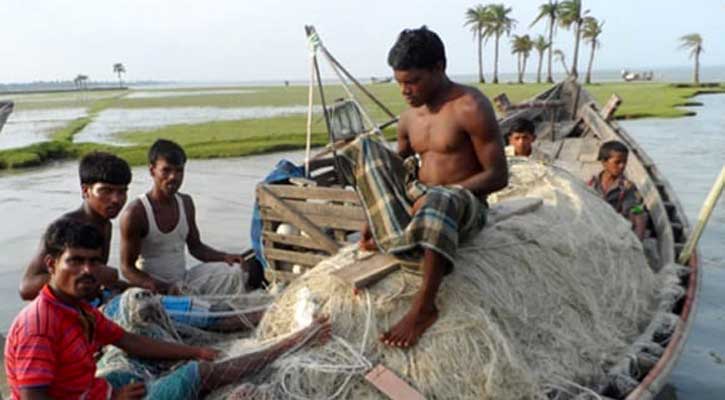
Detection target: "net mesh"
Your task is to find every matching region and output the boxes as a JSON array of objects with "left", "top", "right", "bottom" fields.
[{"left": 211, "top": 159, "right": 668, "bottom": 399}]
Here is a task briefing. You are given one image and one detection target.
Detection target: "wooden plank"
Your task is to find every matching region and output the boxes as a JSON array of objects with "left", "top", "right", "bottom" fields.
[
  {"left": 261, "top": 207, "right": 365, "bottom": 231},
  {"left": 262, "top": 231, "right": 332, "bottom": 251},
  {"left": 285, "top": 199, "right": 366, "bottom": 221},
  {"left": 265, "top": 184, "right": 360, "bottom": 203},
  {"left": 332, "top": 253, "right": 402, "bottom": 289},
  {"left": 365, "top": 364, "right": 426, "bottom": 400},
  {"left": 257, "top": 186, "right": 340, "bottom": 254},
  {"left": 265, "top": 248, "right": 326, "bottom": 266},
  {"left": 577, "top": 137, "right": 601, "bottom": 162},
  {"left": 600, "top": 94, "right": 622, "bottom": 121},
  {"left": 556, "top": 138, "right": 583, "bottom": 162}
]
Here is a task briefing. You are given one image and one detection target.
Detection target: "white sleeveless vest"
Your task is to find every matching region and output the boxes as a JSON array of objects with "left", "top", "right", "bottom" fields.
[{"left": 135, "top": 194, "right": 189, "bottom": 283}]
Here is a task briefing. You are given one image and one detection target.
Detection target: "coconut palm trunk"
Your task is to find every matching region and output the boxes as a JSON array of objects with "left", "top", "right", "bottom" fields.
[
  {"left": 694, "top": 49, "right": 700, "bottom": 85},
  {"left": 537, "top": 50, "right": 544, "bottom": 83},
  {"left": 522, "top": 55, "right": 529, "bottom": 84},
  {"left": 546, "top": 19, "right": 555, "bottom": 82},
  {"left": 493, "top": 33, "right": 501, "bottom": 84},
  {"left": 571, "top": 21, "right": 582, "bottom": 77},
  {"left": 585, "top": 40, "right": 596, "bottom": 84},
  {"left": 477, "top": 30, "right": 485, "bottom": 83}
]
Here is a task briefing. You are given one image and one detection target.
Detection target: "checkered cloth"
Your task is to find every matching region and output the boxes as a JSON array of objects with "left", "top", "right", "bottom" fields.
[{"left": 339, "top": 134, "right": 487, "bottom": 264}]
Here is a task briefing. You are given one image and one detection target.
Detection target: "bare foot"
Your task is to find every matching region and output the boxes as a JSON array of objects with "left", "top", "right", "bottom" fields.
[
  {"left": 359, "top": 223, "right": 379, "bottom": 251},
  {"left": 227, "top": 383, "right": 257, "bottom": 399},
  {"left": 380, "top": 305, "right": 438, "bottom": 348}
]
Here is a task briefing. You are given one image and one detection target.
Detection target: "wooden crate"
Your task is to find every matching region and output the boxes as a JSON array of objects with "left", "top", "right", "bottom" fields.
[{"left": 256, "top": 183, "right": 364, "bottom": 282}]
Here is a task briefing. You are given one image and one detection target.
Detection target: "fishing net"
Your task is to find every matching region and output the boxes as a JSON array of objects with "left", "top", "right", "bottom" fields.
[{"left": 210, "top": 159, "right": 674, "bottom": 399}]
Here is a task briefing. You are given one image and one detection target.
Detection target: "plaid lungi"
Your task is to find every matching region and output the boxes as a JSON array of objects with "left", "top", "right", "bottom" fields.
[{"left": 339, "top": 134, "right": 487, "bottom": 264}]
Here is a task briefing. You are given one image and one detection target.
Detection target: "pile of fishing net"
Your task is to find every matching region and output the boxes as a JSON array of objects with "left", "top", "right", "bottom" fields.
[{"left": 209, "top": 158, "right": 678, "bottom": 399}]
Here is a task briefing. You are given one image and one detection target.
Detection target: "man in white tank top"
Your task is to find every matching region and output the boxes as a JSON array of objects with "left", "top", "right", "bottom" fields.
[{"left": 120, "top": 139, "right": 248, "bottom": 295}]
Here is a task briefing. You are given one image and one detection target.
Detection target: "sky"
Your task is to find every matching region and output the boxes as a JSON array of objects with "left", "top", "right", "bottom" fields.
[{"left": 1, "top": 0, "right": 724, "bottom": 83}]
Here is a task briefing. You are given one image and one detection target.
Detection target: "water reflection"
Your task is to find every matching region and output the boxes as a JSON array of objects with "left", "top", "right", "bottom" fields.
[{"left": 0, "top": 108, "right": 87, "bottom": 149}]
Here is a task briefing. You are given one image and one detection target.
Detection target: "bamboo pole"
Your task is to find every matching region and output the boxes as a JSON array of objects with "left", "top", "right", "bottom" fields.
[{"left": 677, "top": 166, "right": 725, "bottom": 265}]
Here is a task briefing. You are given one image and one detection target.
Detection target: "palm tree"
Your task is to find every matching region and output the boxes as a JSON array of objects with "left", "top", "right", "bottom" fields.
[
  {"left": 554, "top": 49, "right": 569, "bottom": 74},
  {"left": 464, "top": 5, "right": 491, "bottom": 84},
  {"left": 483, "top": 3, "right": 516, "bottom": 84},
  {"left": 679, "top": 33, "right": 703, "bottom": 85},
  {"left": 113, "top": 63, "right": 126, "bottom": 88},
  {"left": 511, "top": 34, "right": 533, "bottom": 83},
  {"left": 533, "top": 35, "right": 551, "bottom": 83},
  {"left": 74, "top": 74, "right": 89, "bottom": 90},
  {"left": 557, "top": 0, "right": 587, "bottom": 78},
  {"left": 531, "top": 1, "right": 560, "bottom": 83},
  {"left": 582, "top": 17, "right": 604, "bottom": 84}
]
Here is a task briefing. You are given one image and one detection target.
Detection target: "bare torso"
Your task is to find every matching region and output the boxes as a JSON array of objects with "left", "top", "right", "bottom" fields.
[{"left": 400, "top": 84, "right": 501, "bottom": 192}]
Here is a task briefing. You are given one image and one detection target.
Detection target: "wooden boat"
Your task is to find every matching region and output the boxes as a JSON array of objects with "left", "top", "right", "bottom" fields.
[
  {"left": 0, "top": 101, "right": 13, "bottom": 134},
  {"left": 254, "top": 56, "right": 699, "bottom": 398}
]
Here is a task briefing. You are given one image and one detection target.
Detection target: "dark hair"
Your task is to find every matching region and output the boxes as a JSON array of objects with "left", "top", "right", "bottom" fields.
[
  {"left": 387, "top": 26, "right": 446, "bottom": 70},
  {"left": 79, "top": 152, "right": 131, "bottom": 186},
  {"left": 509, "top": 118, "right": 536, "bottom": 136},
  {"left": 44, "top": 219, "right": 104, "bottom": 259},
  {"left": 148, "top": 139, "right": 187, "bottom": 165},
  {"left": 597, "top": 140, "right": 629, "bottom": 161}
]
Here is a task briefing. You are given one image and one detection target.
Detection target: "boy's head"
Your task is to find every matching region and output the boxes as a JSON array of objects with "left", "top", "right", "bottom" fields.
[
  {"left": 508, "top": 119, "right": 536, "bottom": 157},
  {"left": 388, "top": 26, "right": 447, "bottom": 107},
  {"left": 79, "top": 152, "right": 131, "bottom": 220},
  {"left": 148, "top": 139, "right": 186, "bottom": 196},
  {"left": 598, "top": 140, "right": 629, "bottom": 178},
  {"left": 44, "top": 219, "right": 104, "bottom": 300}
]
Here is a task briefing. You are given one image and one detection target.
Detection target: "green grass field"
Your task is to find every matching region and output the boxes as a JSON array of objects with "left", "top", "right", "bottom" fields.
[{"left": 0, "top": 81, "right": 722, "bottom": 170}]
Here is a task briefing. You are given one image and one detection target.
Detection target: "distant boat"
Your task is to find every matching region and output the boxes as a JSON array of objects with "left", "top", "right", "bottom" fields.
[
  {"left": 622, "top": 70, "right": 654, "bottom": 82},
  {"left": 0, "top": 101, "right": 14, "bottom": 134},
  {"left": 370, "top": 76, "right": 392, "bottom": 84}
]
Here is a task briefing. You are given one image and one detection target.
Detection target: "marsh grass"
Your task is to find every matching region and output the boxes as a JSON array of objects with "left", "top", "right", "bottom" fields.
[{"left": 0, "top": 82, "right": 721, "bottom": 170}]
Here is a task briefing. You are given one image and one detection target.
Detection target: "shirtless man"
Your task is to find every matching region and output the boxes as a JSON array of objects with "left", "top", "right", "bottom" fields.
[
  {"left": 120, "top": 139, "right": 247, "bottom": 295},
  {"left": 348, "top": 27, "right": 507, "bottom": 348},
  {"left": 19, "top": 151, "right": 130, "bottom": 301}
]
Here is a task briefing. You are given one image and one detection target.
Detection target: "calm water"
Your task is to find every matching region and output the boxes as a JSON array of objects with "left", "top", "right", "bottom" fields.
[
  {"left": 619, "top": 94, "right": 725, "bottom": 399},
  {"left": 0, "top": 94, "right": 723, "bottom": 398}
]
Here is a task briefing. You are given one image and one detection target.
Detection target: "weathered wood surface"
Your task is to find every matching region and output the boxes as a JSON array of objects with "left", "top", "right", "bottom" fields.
[
  {"left": 264, "top": 248, "right": 326, "bottom": 267},
  {"left": 265, "top": 184, "right": 360, "bottom": 203},
  {"left": 601, "top": 94, "right": 622, "bottom": 121},
  {"left": 257, "top": 185, "right": 340, "bottom": 254},
  {"left": 365, "top": 364, "right": 426, "bottom": 400},
  {"left": 331, "top": 253, "right": 401, "bottom": 289}
]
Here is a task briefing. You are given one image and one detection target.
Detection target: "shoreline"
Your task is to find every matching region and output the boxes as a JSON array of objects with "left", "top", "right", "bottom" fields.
[{"left": 0, "top": 82, "right": 723, "bottom": 171}]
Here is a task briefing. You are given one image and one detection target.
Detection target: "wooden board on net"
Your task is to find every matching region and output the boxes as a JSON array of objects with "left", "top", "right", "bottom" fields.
[
  {"left": 331, "top": 252, "right": 420, "bottom": 289},
  {"left": 365, "top": 364, "right": 426, "bottom": 400}
]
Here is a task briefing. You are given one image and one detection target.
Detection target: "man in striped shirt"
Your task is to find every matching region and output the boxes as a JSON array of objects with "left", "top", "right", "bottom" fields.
[{"left": 5, "top": 219, "right": 331, "bottom": 400}]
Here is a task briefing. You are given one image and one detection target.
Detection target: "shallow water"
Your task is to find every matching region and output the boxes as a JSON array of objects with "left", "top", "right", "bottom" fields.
[
  {"left": 123, "top": 89, "right": 257, "bottom": 99},
  {"left": 73, "top": 105, "right": 313, "bottom": 145},
  {"left": 619, "top": 93, "right": 725, "bottom": 399},
  {"left": 0, "top": 108, "right": 87, "bottom": 149},
  {"left": 0, "top": 95, "right": 724, "bottom": 398}
]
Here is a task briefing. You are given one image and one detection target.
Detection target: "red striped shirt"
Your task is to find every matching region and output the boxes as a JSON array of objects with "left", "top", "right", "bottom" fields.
[{"left": 4, "top": 285, "right": 125, "bottom": 400}]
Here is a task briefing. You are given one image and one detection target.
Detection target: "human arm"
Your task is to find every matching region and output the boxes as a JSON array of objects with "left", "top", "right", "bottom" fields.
[
  {"left": 452, "top": 92, "right": 509, "bottom": 196},
  {"left": 19, "top": 241, "right": 51, "bottom": 300},
  {"left": 183, "top": 195, "right": 244, "bottom": 266},
  {"left": 397, "top": 112, "right": 415, "bottom": 159},
  {"left": 119, "top": 202, "right": 164, "bottom": 291},
  {"left": 115, "top": 331, "right": 218, "bottom": 361},
  {"left": 623, "top": 186, "right": 647, "bottom": 240}
]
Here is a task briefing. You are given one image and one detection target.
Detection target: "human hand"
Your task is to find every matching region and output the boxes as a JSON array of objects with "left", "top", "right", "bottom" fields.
[
  {"left": 411, "top": 195, "right": 427, "bottom": 215},
  {"left": 358, "top": 223, "right": 377, "bottom": 251},
  {"left": 111, "top": 382, "right": 146, "bottom": 400},
  {"left": 223, "top": 253, "right": 245, "bottom": 267},
  {"left": 194, "top": 346, "right": 219, "bottom": 361}
]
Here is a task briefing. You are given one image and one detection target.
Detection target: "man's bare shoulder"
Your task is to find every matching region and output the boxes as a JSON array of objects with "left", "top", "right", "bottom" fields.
[
  {"left": 453, "top": 84, "right": 495, "bottom": 114},
  {"left": 121, "top": 198, "right": 146, "bottom": 224}
]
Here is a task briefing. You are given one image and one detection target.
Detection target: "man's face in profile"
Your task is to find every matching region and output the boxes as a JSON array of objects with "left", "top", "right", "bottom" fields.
[{"left": 393, "top": 64, "right": 443, "bottom": 107}]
